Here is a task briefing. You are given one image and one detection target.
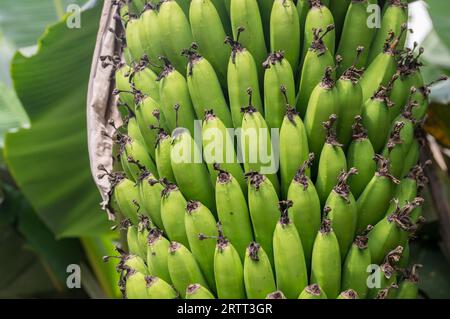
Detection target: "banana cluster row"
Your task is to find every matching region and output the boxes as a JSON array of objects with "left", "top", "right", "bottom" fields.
[{"left": 99, "top": 0, "right": 445, "bottom": 299}]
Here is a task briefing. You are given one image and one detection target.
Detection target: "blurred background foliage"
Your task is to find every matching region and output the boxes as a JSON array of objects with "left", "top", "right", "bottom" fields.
[{"left": 0, "top": 0, "right": 449, "bottom": 298}]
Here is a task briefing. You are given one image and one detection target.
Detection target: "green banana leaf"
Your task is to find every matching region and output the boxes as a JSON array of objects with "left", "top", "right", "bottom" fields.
[{"left": 3, "top": 3, "right": 112, "bottom": 238}]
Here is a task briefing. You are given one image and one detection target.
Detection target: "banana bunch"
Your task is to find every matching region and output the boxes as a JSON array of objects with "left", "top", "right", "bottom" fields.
[{"left": 100, "top": 0, "right": 447, "bottom": 299}]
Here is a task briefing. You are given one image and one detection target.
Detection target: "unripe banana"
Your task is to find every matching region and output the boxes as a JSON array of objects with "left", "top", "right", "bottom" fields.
[
  {"left": 122, "top": 254, "right": 149, "bottom": 276},
  {"left": 226, "top": 33, "right": 263, "bottom": 128},
  {"left": 147, "top": 228, "right": 172, "bottom": 284},
  {"left": 367, "top": 246, "right": 402, "bottom": 299},
  {"left": 336, "top": 0, "right": 376, "bottom": 76},
  {"left": 139, "top": 171, "right": 164, "bottom": 230},
  {"left": 270, "top": 0, "right": 300, "bottom": 73},
  {"left": 325, "top": 168, "right": 359, "bottom": 257},
  {"left": 155, "top": 130, "right": 176, "bottom": 183},
  {"left": 125, "top": 17, "right": 145, "bottom": 64},
  {"left": 302, "top": 0, "right": 335, "bottom": 62},
  {"left": 132, "top": 66, "right": 161, "bottom": 103},
  {"left": 160, "top": 181, "right": 190, "bottom": 248},
  {"left": 368, "top": 0, "right": 408, "bottom": 64},
  {"left": 211, "top": 0, "right": 232, "bottom": 35},
  {"left": 134, "top": 96, "right": 166, "bottom": 159},
  {"left": 346, "top": 116, "right": 376, "bottom": 199},
  {"left": 185, "top": 201, "right": 217, "bottom": 291},
  {"left": 158, "top": 0, "right": 194, "bottom": 73},
  {"left": 257, "top": 0, "right": 274, "bottom": 45},
  {"left": 361, "top": 26, "right": 406, "bottom": 102},
  {"left": 310, "top": 210, "right": 341, "bottom": 298},
  {"left": 397, "top": 264, "right": 422, "bottom": 299},
  {"left": 186, "top": 284, "right": 215, "bottom": 299},
  {"left": 158, "top": 58, "right": 197, "bottom": 135},
  {"left": 263, "top": 52, "right": 296, "bottom": 130},
  {"left": 146, "top": 276, "right": 179, "bottom": 299},
  {"left": 126, "top": 116, "right": 147, "bottom": 152},
  {"left": 168, "top": 241, "right": 209, "bottom": 298},
  {"left": 190, "top": 0, "right": 231, "bottom": 87},
  {"left": 139, "top": 5, "right": 165, "bottom": 73},
  {"left": 368, "top": 197, "right": 424, "bottom": 265},
  {"left": 336, "top": 47, "right": 364, "bottom": 148},
  {"left": 175, "top": 0, "right": 190, "bottom": 17},
  {"left": 356, "top": 155, "right": 400, "bottom": 232},
  {"left": 215, "top": 166, "right": 254, "bottom": 261},
  {"left": 115, "top": 65, "right": 135, "bottom": 108},
  {"left": 122, "top": 136, "right": 158, "bottom": 181},
  {"left": 382, "top": 121, "right": 411, "bottom": 179},
  {"left": 112, "top": 174, "right": 141, "bottom": 224},
  {"left": 330, "top": 0, "right": 351, "bottom": 41},
  {"left": 230, "top": 0, "right": 267, "bottom": 79},
  {"left": 124, "top": 271, "right": 148, "bottom": 299},
  {"left": 203, "top": 112, "right": 246, "bottom": 193},
  {"left": 170, "top": 128, "right": 216, "bottom": 212},
  {"left": 298, "top": 284, "right": 327, "bottom": 299},
  {"left": 240, "top": 91, "right": 280, "bottom": 193},
  {"left": 214, "top": 223, "right": 246, "bottom": 299},
  {"left": 361, "top": 78, "right": 398, "bottom": 153},
  {"left": 273, "top": 200, "right": 308, "bottom": 299},
  {"left": 304, "top": 67, "right": 338, "bottom": 164},
  {"left": 279, "top": 93, "right": 309, "bottom": 198},
  {"left": 247, "top": 172, "right": 279, "bottom": 265},
  {"left": 243, "top": 242, "right": 276, "bottom": 299},
  {"left": 341, "top": 227, "right": 372, "bottom": 299},
  {"left": 287, "top": 154, "right": 321, "bottom": 273},
  {"left": 127, "top": 225, "right": 144, "bottom": 258},
  {"left": 411, "top": 76, "right": 448, "bottom": 120},
  {"left": 184, "top": 48, "right": 233, "bottom": 128},
  {"left": 315, "top": 115, "right": 348, "bottom": 205},
  {"left": 297, "top": 25, "right": 335, "bottom": 118}
]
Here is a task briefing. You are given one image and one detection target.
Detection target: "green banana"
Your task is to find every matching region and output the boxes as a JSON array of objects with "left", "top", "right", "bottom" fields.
[
  {"left": 145, "top": 276, "right": 179, "bottom": 299},
  {"left": 108, "top": 172, "right": 140, "bottom": 224},
  {"left": 273, "top": 200, "right": 308, "bottom": 299},
  {"left": 243, "top": 242, "right": 276, "bottom": 299},
  {"left": 356, "top": 155, "right": 400, "bottom": 232},
  {"left": 122, "top": 136, "right": 158, "bottom": 182},
  {"left": 397, "top": 264, "right": 422, "bottom": 299},
  {"left": 297, "top": 25, "right": 335, "bottom": 118},
  {"left": 257, "top": 0, "right": 275, "bottom": 45},
  {"left": 139, "top": 5, "right": 165, "bottom": 73},
  {"left": 124, "top": 271, "right": 148, "bottom": 299},
  {"left": 125, "top": 17, "right": 145, "bottom": 64},
  {"left": 170, "top": 128, "right": 216, "bottom": 212},
  {"left": 158, "top": 0, "right": 194, "bottom": 73},
  {"left": 168, "top": 241, "right": 210, "bottom": 298},
  {"left": 230, "top": 0, "right": 267, "bottom": 79},
  {"left": 302, "top": 0, "right": 335, "bottom": 62},
  {"left": 315, "top": 115, "right": 348, "bottom": 205},
  {"left": 368, "top": 0, "right": 408, "bottom": 64},
  {"left": 226, "top": 32, "right": 264, "bottom": 128},
  {"left": 157, "top": 58, "right": 197, "bottom": 134},
  {"left": 131, "top": 65, "right": 161, "bottom": 103},
  {"left": 270, "top": 0, "right": 300, "bottom": 73},
  {"left": 214, "top": 223, "right": 246, "bottom": 299},
  {"left": 211, "top": 0, "right": 232, "bottom": 35},
  {"left": 215, "top": 165, "right": 254, "bottom": 261},
  {"left": 263, "top": 52, "right": 296, "bottom": 130},
  {"left": 186, "top": 284, "right": 215, "bottom": 299},
  {"left": 382, "top": 121, "right": 411, "bottom": 179},
  {"left": 127, "top": 225, "right": 145, "bottom": 259},
  {"left": 336, "top": 0, "right": 376, "bottom": 76},
  {"left": 367, "top": 246, "right": 403, "bottom": 299},
  {"left": 325, "top": 168, "right": 359, "bottom": 257},
  {"left": 298, "top": 284, "right": 327, "bottom": 299},
  {"left": 336, "top": 47, "right": 364, "bottom": 148},
  {"left": 160, "top": 180, "right": 190, "bottom": 248},
  {"left": 203, "top": 112, "right": 246, "bottom": 192},
  {"left": 246, "top": 172, "right": 280, "bottom": 264},
  {"left": 115, "top": 65, "right": 135, "bottom": 109},
  {"left": 346, "top": 116, "right": 377, "bottom": 199},
  {"left": 360, "top": 26, "right": 406, "bottom": 102},
  {"left": 240, "top": 90, "right": 280, "bottom": 193},
  {"left": 138, "top": 170, "right": 164, "bottom": 229},
  {"left": 185, "top": 200, "right": 217, "bottom": 291},
  {"left": 310, "top": 210, "right": 341, "bottom": 298},
  {"left": 303, "top": 67, "right": 338, "bottom": 163},
  {"left": 411, "top": 76, "right": 448, "bottom": 120},
  {"left": 122, "top": 254, "right": 149, "bottom": 276},
  {"left": 155, "top": 129, "right": 176, "bottom": 183},
  {"left": 184, "top": 47, "right": 233, "bottom": 127},
  {"left": 341, "top": 227, "right": 373, "bottom": 299},
  {"left": 175, "top": 0, "right": 190, "bottom": 18},
  {"left": 287, "top": 154, "right": 321, "bottom": 273},
  {"left": 368, "top": 197, "right": 424, "bottom": 265},
  {"left": 147, "top": 228, "right": 172, "bottom": 284},
  {"left": 361, "top": 76, "right": 398, "bottom": 152},
  {"left": 190, "top": 0, "right": 231, "bottom": 88},
  {"left": 279, "top": 92, "right": 309, "bottom": 198}
]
